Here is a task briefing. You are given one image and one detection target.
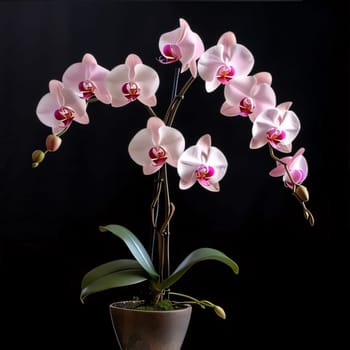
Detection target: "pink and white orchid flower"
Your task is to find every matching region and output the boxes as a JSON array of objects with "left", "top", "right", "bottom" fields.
[
  {"left": 177, "top": 134, "right": 228, "bottom": 192},
  {"left": 106, "top": 54, "right": 160, "bottom": 108},
  {"left": 249, "top": 101, "right": 300, "bottom": 153},
  {"left": 269, "top": 147, "right": 308, "bottom": 189},
  {"left": 62, "top": 53, "right": 112, "bottom": 104},
  {"left": 221, "top": 72, "right": 276, "bottom": 122},
  {"left": 158, "top": 18, "right": 204, "bottom": 78},
  {"left": 36, "top": 80, "right": 89, "bottom": 135},
  {"left": 198, "top": 31, "right": 255, "bottom": 93},
  {"left": 128, "top": 116, "right": 185, "bottom": 175}
]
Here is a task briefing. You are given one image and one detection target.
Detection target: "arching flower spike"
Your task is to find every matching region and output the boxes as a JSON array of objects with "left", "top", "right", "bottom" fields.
[
  {"left": 36, "top": 80, "right": 89, "bottom": 135},
  {"left": 128, "top": 116, "right": 185, "bottom": 175},
  {"left": 198, "top": 31, "right": 255, "bottom": 93},
  {"left": 177, "top": 134, "right": 228, "bottom": 192},
  {"left": 221, "top": 72, "right": 276, "bottom": 122},
  {"left": 158, "top": 18, "right": 204, "bottom": 78},
  {"left": 249, "top": 102, "right": 300, "bottom": 153},
  {"left": 106, "top": 54, "right": 160, "bottom": 108},
  {"left": 269, "top": 147, "right": 309, "bottom": 188}
]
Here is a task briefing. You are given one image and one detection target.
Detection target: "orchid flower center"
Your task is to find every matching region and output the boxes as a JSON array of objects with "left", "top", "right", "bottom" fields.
[
  {"left": 266, "top": 128, "right": 286, "bottom": 146},
  {"left": 122, "top": 82, "right": 140, "bottom": 102},
  {"left": 54, "top": 106, "right": 76, "bottom": 126},
  {"left": 216, "top": 65, "right": 235, "bottom": 84},
  {"left": 239, "top": 97, "right": 255, "bottom": 116},
  {"left": 148, "top": 146, "right": 167, "bottom": 166},
  {"left": 158, "top": 44, "right": 181, "bottom": 64},
  {"left": 195, "top": 164, "right": 215, "bottom": 186},
  {"left": 78, "top": 80, "right": 96, "bottom": 100}
]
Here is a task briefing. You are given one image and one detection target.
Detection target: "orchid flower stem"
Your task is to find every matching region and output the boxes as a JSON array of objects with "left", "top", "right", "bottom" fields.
[
  {"left": 170, "top": 67, "right": 180, "bottom": 105},
  {"left": 148, "top": 69, "right": 196, "bottom": 295},
  {"left": 159, "top": 163, "right": 173, "bottom": 284},
  {"left": 150, "top": 174, "right": 163, "bottom": 259},
  {"left": 146, "top": 106, "right": 157, "bottom": 118},
  {"left": 169, "top": 292, "right": 215, "bottom": 309},
  {"left": 268, "top": 145, "right": 315, "bottom": 226},
  {"left": 164, "top": 75, "right": 196, "bottom": 127}
]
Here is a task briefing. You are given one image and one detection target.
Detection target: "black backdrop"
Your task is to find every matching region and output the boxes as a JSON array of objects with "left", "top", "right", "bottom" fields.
[{"left": 0, "top": 1, "right": 348, "bottom": 349}]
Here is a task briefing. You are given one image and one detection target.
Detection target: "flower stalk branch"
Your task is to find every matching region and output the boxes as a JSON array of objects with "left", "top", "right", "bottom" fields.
[
  {"left": 268, "top": 145, "right": 314, "bottom": 226},
  {"left": 164, "top": 75, "right": 196, "bottom": 127},
  {"left": 150, "top": 67, "right": 192, "bottom": 299},
  {"left": 169, "top": 291, "right": 226, "bottom": 319}
]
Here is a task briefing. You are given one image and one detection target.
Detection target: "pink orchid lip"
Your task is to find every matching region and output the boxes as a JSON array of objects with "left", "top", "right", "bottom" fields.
[
  {"left": 148, "top": 146, "right": 167, "bottom": 166},
  {"left": 54, "top": 106, "right": 76, "bottom": 126},
  {"left": 239, "top": 97, "right": 255, "bottom": 116},
  {"left": 122, "top": 82, "right": 140, "bottom": 102},
  {"left": 159, "top": 44, "right": 181, "bottom": 63},
  {"left": 78, "top": 80, "right": 96, "bottom": 100},
  {"left": 195, "top": 164, "right": 215, "bottom": 186},
  {"left": 266, "top": 128, "right": 286, "bottom": 146},
  {"left": 196, "top": 164, "right": 215, "bottom": 179},
  {"left": 216, "top": 65, "right": 235, "bottom": 84}
]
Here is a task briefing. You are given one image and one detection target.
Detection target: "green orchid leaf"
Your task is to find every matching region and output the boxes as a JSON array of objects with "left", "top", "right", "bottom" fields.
[
  {"left": 157, "top": 247, "right": 239, "bottom": 290},
  {"left": 80, "top": 268, "right": 149, "bottom": 302},
  {"left": 81, "top": 259, "right": 145, "bottom": 289},
  {"left": 99, "top": 224, "right": 159, "bottom": 279}
]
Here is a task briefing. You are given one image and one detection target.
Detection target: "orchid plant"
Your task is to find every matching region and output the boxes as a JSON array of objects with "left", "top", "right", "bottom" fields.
[{"left": 31, "top": 18, "right": 314, "bottom": 317}]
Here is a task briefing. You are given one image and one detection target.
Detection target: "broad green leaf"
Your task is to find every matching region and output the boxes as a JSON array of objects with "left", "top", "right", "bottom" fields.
[
  {"left": 80, "top": 268, "right": 149, "bottom": 302},
  {"left": 156, "top": 248, "right": 239, "bottom": 290},
  {"left": 99, "top": 224, "right": 159, "bottom": 279},
  {"left": 81, "top": 259, "right": 144, "bottom": 289}
]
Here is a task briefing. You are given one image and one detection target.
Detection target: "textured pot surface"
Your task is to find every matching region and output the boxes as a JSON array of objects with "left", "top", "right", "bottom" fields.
[{"left": 109, "top": 300, "right": 192, "bottom": 350}]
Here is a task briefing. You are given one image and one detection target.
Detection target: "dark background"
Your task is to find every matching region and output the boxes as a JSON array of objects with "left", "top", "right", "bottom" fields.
[{"left": 0, "top": 1, "right": 348, "bottom": 349}]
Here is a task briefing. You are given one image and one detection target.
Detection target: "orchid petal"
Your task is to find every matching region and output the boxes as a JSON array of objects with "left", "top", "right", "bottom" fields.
[
  {"left": 134, "top": 64, "right": 160, "bottom": 107},
  {"left": 277, "top": 101, "right": 293, "bottom": 112},
  {"left": 269, "top": 163, "right": 288, "bottom": 177},
  {"left": 230, "top": 44, "right": 255, "bottom": 76},
  {"left": 125, "top": 54, "right": 143, "bottom": 80},
  {"left": 62, "top": 62, "right": 88, "bottom": 90},
  {"left": 106, "top": 65, "right": 131, "bottom": 107},
  {"left": 217, "top": 31, "right": 237, "bottom": 58},
  {"left": 147, "top": 116, "right": 165, "bottom": 145},
  {"left": 254, "top": 71, "right": 272, "bottom": 85},
  {"left": 128, "top": 128, "right": 154, "bottom": 166},
  {"left": 220, "top": 101, "right": 240, "bottom": 117},
  {"left": 223, "top": 75, "right": 257, "bottom": 106},
  {"left": 36, "top": 93, "right": 60, "bottom": 128},
  {"left": 49, "top": 80, "right": 64, "bottom": 105},
  {"left": 158, "top": 127, "right": 185, "bottom": 167}
]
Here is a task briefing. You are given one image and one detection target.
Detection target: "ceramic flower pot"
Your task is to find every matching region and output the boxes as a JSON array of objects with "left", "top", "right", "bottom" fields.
[{"left": 109, "top": 300, "right": 192, "bottom": 350}]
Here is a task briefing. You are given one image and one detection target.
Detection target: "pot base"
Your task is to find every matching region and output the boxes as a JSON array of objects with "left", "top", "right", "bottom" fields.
[{"left": 109, "top": 300, "right": 192, "bottom": 350}]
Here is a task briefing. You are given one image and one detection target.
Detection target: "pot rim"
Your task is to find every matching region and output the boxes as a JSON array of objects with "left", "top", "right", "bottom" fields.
[{"left": 109, "top": 300, "right": 192, "bottom": 314}]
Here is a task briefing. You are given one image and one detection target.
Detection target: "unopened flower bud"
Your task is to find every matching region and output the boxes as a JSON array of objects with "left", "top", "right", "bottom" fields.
[
  {"left": 213, "top": 305, "right": 226, "bottom": 319},
  {"left": 32, "top": 150, "right": 45, "bottom": 168},
  {"left": 293, "top": 184, "right": 309, "bottom": 202},
  {"left": 46, "top": 134, "right": 62, "bottom": 152}
]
